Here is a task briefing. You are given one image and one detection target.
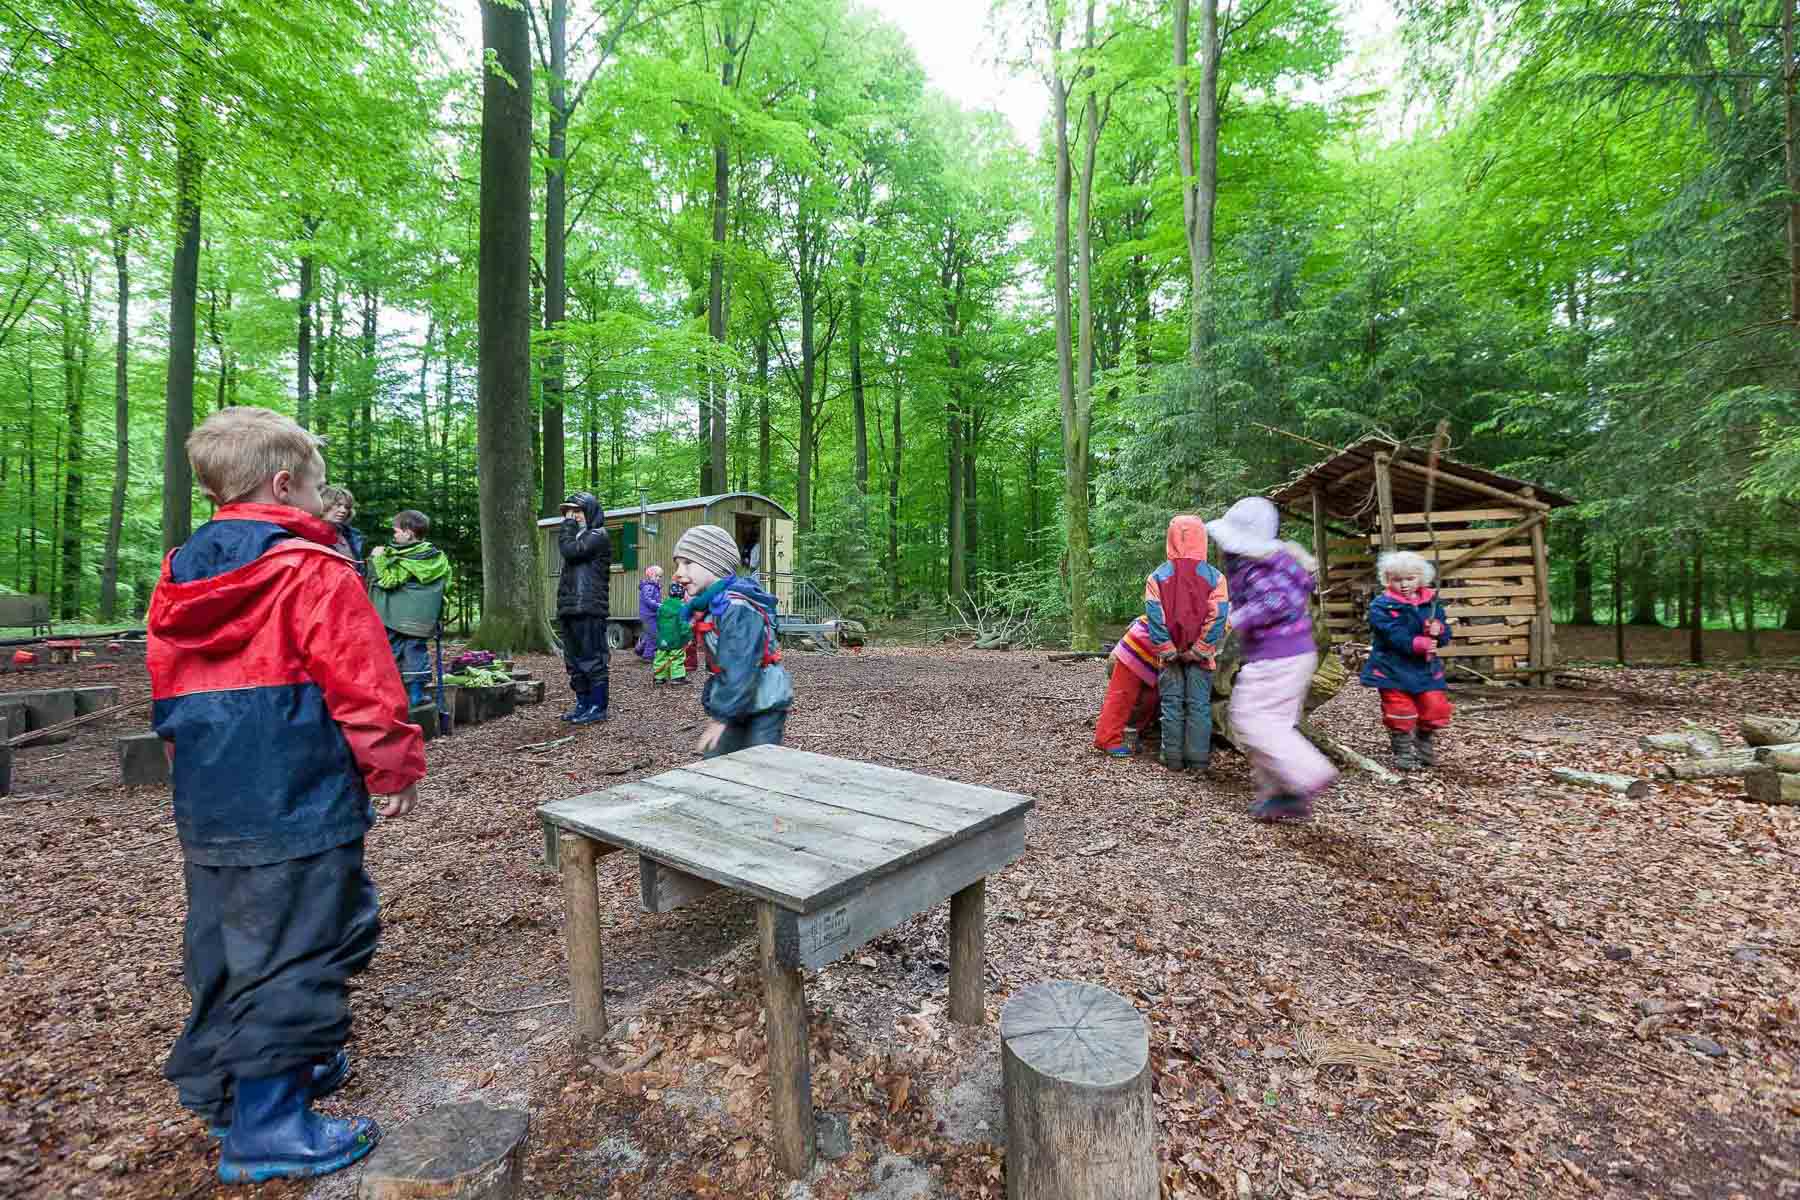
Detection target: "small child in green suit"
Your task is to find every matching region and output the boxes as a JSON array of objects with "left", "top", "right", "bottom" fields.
[{"left": 653, "top": 579, "right": 692, "bottom": 684}]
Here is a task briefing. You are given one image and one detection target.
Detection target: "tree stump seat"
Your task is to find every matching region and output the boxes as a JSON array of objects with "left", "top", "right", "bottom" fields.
[
  {"left": 357, "top": 1101, "right": 529, "bottom": 1199},
  {"left": 1001, "top": 980, "right": 1157, "bottom": 1199}
]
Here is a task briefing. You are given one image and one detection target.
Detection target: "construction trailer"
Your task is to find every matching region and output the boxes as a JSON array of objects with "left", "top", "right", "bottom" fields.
[
  {"left": 537, "top": 492, "right": 839, "bottom": 649},
  {"left": 1269, "top": 438, "right": 1576, "bottom": 683}
]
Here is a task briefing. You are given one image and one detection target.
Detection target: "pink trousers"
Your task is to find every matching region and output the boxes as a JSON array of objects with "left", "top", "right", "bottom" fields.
[{"left": 1228, "top": 652, "right": 1338, "bottom": 802}]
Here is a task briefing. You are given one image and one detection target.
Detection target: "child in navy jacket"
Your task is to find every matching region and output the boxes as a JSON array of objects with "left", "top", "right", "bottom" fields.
[
  {"left": 1360, "top": 549, "right": 1454, "bottom": 770},
  {"left": 148, "top": 407, "right": 426, "bottom": 1182}
]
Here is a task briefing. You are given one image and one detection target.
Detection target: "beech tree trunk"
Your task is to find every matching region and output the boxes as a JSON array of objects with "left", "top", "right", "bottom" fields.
[
  {"left": 99, "top": 198, "right": 129, "bottom": 622},
  {"left": 475, "top": 0, "right": 548, "bottom": 651},
  {"left": 162, "top": 83, "right": 203, "bottom": 550},
  {"left": 850, "top": 239, "right": 868, "bottom": 495},
  {"left": 1048, "top": 1, "right": 1094, "bottom": 650},
  {"left": 541, "top": 0, "right": 569, "bottom": 515},
  {"left": 705, "top": 17, "right": 736, "bottom": 495},
  {"left": 59, "top": 266, "right": 92, "bottom": 620},
  {"left": 1173, "top": 0, "right": 1221, "bottom": 362},
  {"left": 756, "top": 323, "right": 771, "bottom": 494},
  {"left": 889, "top": 381, "right": 902, "bottom": 609}
]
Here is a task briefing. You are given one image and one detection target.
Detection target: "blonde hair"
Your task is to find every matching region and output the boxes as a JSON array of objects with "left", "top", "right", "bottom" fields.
[
  {"left": 1377, "top": 549, "right": 1435, "bottom": 585},
  {"left": 320, "top": 485, "right": 356, "bottom": 516},
  {"left": 187, "top": 407, "right": 325, "bottom": 505}
]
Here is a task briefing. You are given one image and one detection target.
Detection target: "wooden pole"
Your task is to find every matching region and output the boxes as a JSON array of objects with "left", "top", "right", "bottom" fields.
[
  {"left": 1373, "top": 454, "right": 1397, "bottom": 553},
  {"left": 1434, "top": 511, "right": 1548, "bottom": 582},
  {"left": 558, "top": 833, "right": 606, "bottom": 1046},
  {"left": 1310, "top": 487, "right": 1330, "bottom": 589},
  {"left": 948, "top": 879, "right": 986, "bottom": 1025},
  {"left": 1523, "top": 487, "right": 1553, "bottom": 676},
  {"left": 1385, "top": 455, "right": 1551, "bottom": 510},
  {"left": 759, "top": 901, "right": 814, "bottom": 1178}
]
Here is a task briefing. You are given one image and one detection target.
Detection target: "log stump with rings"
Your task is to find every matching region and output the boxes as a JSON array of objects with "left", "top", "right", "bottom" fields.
[
  {"left": 357, "top": 1101, "right": 530, "bottom": 1200},
  {"left": 1001, "top": 980, "right": 1157, "bottom": 1200}
]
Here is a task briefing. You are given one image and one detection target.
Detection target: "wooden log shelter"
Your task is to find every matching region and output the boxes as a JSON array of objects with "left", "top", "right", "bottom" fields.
[
  {"left": 537, "top": 744, "right": 1033, "bottom": 1179},
  {"left": 1269, "top": 438, "right": 1575, "bottom": 682}
]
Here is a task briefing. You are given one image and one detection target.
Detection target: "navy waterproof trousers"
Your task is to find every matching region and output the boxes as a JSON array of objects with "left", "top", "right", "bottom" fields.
[
  {"left": 164, "top": 839, "right": 379, "bottom": 1124},
  {"left": 560, "top": 614, "right": 610, "bottom": 700}
]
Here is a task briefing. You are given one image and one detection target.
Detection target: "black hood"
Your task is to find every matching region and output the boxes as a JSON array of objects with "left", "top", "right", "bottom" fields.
[{"left": 563, "top": 491, "right": 602, "bottom": 526}]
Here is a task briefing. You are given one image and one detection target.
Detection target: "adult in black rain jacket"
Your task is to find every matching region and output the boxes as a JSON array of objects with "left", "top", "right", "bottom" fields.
[{"left": 557, "top": 492, "right": 612, "bottom": 722}]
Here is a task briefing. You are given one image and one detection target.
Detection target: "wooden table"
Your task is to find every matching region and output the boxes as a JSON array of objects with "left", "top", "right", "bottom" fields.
[{"left": 537, "top": 744, "right": 1034, "bottom": 1177}]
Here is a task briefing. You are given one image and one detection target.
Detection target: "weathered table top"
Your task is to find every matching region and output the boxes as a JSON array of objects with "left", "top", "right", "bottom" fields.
[{"left": 538, "top": 744, "right": 1034, "bottom": 914}]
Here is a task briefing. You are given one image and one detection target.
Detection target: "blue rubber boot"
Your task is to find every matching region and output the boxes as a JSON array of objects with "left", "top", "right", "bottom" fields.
[
  {"left": 560, "top": 690, "right": 588, "bottom": 722},
  {"left": 208, "top": 1052, "right": 352, "bottom": 1138},
  {"left": 216, "top": 1066, "right": 379, "bottom": 1183},
  {"left": 572, "top": 682, "right": 609, "bottom": 725}
]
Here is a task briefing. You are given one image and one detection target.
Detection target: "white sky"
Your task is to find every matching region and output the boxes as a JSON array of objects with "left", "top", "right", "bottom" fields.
[{"left": 857, "top": 0, "right": 1045, "bottom": 143}]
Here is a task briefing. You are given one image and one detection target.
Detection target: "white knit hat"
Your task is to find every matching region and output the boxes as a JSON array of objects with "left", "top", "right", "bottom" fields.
[
  {"left": 672, "top": 523, "right": 740, "bottom": 581},
  {"left": 1206, "top": 496, "right": 1281, "bottom": 557}
]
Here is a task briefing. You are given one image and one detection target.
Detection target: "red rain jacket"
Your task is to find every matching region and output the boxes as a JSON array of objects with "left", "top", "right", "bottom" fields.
[{"left": 148, "top": 503, "right": 426, "bottom": 866}]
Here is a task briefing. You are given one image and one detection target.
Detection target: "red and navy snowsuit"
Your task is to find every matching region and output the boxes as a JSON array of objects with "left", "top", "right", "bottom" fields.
[{"left": 147, "top": 503, "right": 426, "bottom": 1123}]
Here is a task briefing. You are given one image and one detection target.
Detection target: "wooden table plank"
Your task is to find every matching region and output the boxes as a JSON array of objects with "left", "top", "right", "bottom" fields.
[
  {"left": 542, "top": 787, "right": 848, "bottom": 910},
  {"left": 690, "top": 745, "right": 1032, "bottom": 832},
  {"left": 653, "top": 768, "right": 948, "bottom": 860}
]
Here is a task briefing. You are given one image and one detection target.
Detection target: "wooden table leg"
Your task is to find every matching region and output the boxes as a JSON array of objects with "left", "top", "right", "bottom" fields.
[
  {"left": 559, "top": 833, "right": 606, "bottom": 1045},
  {"left": 948, "top": 878, "right": 986, "bottom": 1025},
  {"left": 758, "top": 901, "right": 813, "bottom": 1177}
]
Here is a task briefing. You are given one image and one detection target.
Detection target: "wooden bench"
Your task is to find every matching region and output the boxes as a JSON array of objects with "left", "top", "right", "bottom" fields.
[{"left": 537, "top": 744, "right": 1033, "bottom": 1179}]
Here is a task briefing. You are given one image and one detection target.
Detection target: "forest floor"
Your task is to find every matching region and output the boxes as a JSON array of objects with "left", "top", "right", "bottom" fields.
[{"left": 3, "top": 641, "right": 1799, "bottom": 1200}]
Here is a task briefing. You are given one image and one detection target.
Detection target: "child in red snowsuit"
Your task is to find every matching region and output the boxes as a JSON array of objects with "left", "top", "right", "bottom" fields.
[
  {"left": 1360, "top": 549, "right": 1455, "bottom": 770},
  {"left": 148, "top": 406, "right": 426, "bottom": 1183}
]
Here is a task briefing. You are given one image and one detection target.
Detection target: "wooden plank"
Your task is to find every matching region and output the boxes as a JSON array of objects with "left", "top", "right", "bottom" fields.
[
  {"left": 543, "top": 785, "right": 852, "bottom": 911},
  {"left": 1384, "top": 527, "right": 1534, "bottom": 546},
  {"left": 1312, "top": 489, "right": 1330, "bottom": 589},
  {"left": 1392, "top": 507, "right": 1525, "bottom": 524},
  {"left": 639, "top": 771, "right": 945, "bottom": 863},
  {"left": 698, "top": 744, "right": 1032, "bottom": 826},
  {"left": 1438, "top": 563, "right": 1536, "bottom": 581},
  {"left": 1436, "top": 582, "right": 1536, "bottom": 600},
  {"left": 771, "top": 818, "right": 1025, "bottom": 970},
  {"left": 639, "top": 856, "right": 723, "bottom": 913},
  {"left": 1439, "top": 641, "right": 1529, "bottom": 658},
  {"left": 684, "top": 752, "right": 1026, "bottom": 836},
  {"left": 1442, "top": 602, "right": 1539, "bottom": 618}
]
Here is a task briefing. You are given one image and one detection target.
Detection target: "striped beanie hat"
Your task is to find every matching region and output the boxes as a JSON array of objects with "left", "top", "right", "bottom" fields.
[{"left": 672, "top": 523, "right": 740, "bottom": 582}]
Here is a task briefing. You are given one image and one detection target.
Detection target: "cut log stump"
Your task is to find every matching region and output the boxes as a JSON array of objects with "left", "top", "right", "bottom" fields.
[
  {"left": 1744, "top": 768, "right": 1800, "bottom": 806},
  {"left": 1755, "top": 747, "right": 1800, "bottom": 772},
  {"left": 5, "top": 689, "right": 76, "bottom": 732},
  {"left": 118, "top": 732, "right": 170, "bottom": 787},
  {"left": 514, "top": 679, "right": 546, "bottom": 705},
  {"left": 1659, "top": 743, "right": 1800, "bottom": 779},
  {"left": 1001, "top": 980, "right": 1156, "bottom": 1200},
  {"left": 1742, "top": 714, "right": 1800, "bottom": 748},
  {"left": 72, "top": 686, "right": 121, "bottom": 716},
  {"left": 357, "top": 1101, "right": 529, "bottom": 1200},
  {"left": 0, "top": 744, "right": 12, "bottom": 797}
]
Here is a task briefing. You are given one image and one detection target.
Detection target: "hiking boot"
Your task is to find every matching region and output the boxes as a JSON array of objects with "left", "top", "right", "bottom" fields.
[
  {"left": 1389, "top": 731, "right": 1420, "bottom": 771},
  {"left": 1416, "top": 729, "right": 1440, "bottom": 768},
  {"left": 216, "top": 1067, "right": 379, "bottom": 1183}
]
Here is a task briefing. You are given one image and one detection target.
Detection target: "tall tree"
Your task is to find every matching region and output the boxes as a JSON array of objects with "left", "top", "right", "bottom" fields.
[
  {"left": 162, "top": 56, "right": 204, "bottom": 550},
  {"left": 99, "top": 170, "right": 131, "bottom": 622},
  {"left": 475, "top": 0, "right": 548, "bottom": 650}
]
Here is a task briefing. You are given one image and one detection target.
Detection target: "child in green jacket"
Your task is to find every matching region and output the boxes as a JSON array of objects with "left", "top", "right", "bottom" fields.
[
  {"left": 368, "top": 510, "right": 451, "bottom": 705},
  {"left": 653, "top": 579, "right": 692, "bottom": 684}
]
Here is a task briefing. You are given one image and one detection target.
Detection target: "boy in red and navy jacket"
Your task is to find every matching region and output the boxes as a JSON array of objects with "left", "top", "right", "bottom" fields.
[{"left": 147, "top": 406, "right": 426, "bottom": 1183}]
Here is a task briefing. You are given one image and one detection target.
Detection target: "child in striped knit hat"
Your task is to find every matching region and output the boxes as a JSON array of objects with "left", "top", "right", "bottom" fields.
[{"left": 673, "top": 524, "right": 793, "bottom": 758}]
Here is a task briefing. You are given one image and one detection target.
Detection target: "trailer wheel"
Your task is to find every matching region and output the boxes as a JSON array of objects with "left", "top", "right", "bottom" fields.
[{"left": 606, "top": 621, "right": 632, "bottom": 651}]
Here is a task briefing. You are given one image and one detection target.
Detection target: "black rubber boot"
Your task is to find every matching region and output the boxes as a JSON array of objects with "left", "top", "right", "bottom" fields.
[
  {"left": 1389, "top": 730, "right": 1420, "bottom": 772},
  {"left": 1416, "top": 729, "right": 1439, "bottom": 768}
]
